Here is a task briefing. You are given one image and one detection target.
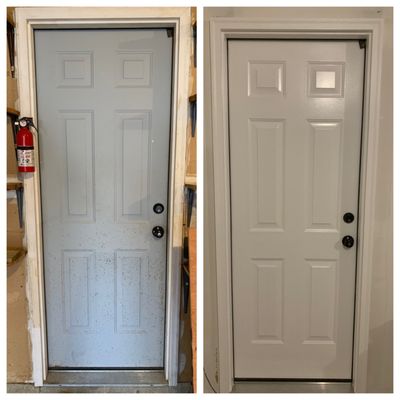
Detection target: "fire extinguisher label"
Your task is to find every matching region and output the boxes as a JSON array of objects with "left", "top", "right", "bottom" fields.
[{"left": 17, "top": 149, "right": 35, "bottom": 167}]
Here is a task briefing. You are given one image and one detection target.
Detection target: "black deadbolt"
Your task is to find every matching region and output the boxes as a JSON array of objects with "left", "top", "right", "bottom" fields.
[
  {"left": 153, "top": 203, "right": 164, "bottom": 214},
  {"left": 152, "top": 226, "right": 164, "bottom": 239},
  {"left": 343, "top": 212, "right": 355, "bottom": 223},
  {"left": 342, "top": 235, "right": 354, "bottom": 248}
]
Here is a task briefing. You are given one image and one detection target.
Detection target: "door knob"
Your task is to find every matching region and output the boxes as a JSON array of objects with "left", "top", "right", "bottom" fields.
[
  {"left": 342, "top": 235, "right": 354, "bottom": 248},
  {"left": 343, "top": 212, "right": 355, "bottom": 223},
  {"left": 152, "top": 226, "right": 164, "bottom": 239}
]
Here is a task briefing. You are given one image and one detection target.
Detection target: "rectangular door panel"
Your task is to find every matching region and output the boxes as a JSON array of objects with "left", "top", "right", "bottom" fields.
[
  {"left": 254, "top": 259, "right": 284, "bottom": 343},
  {"left": 61, "top": 111, "right": 95, "bottom": 222},
  {"left": 35, "top": 29, "right": 172, "bottom": 368},
  {"left": 115, "top": 111, "right": 150, "bottom": 222},
  {"left": 115, "top": 250, "right": 148, "bottom": 334},
  {"left": 228, "top": 40, "right": 364, "bottom": 379},
  {"left": 306, "top": 120, "right": 342, "bottom": 231},
  {"left": 304, "top": 260, "right": 338, "bottom": 343},
  {"left": 62, "top": 250, "right": 96, "bottom": 333},
  {"left": 249, "top": 119, "right": 284, "bottom": 231}
]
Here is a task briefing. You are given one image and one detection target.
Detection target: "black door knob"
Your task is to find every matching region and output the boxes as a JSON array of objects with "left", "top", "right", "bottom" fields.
[
  {"left": 343, "top": 212, "right": 355, "bottom": 223},
  {"left": 342, "top": 235, "right": 354, "bottom": 248},
  {"left": 153, "top": 203, "right": 164, "bottom": 214},
  {"left": 152, "top": 226, "right": 164, "bottom": 239}
]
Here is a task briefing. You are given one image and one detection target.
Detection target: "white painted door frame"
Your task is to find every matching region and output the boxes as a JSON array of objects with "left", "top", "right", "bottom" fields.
[
  {"left": 15, "top": 7, "right": 191, "bottom": 387},
  {"left": 209, "top": 17, "right": 383, "bottom": 393}
]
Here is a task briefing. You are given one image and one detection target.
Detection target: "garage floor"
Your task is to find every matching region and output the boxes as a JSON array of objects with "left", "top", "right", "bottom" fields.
[{"left": 7, "top": 383, "right": 192, "bottom": 393}]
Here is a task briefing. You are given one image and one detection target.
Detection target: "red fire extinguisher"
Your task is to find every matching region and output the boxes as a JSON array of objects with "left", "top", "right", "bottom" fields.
[{"left": 16, "top": 117, "right": 35, "bottom": 173}]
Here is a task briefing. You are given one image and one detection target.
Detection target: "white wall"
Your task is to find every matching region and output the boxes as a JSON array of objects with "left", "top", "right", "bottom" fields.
[{"left": 204, "top": 7, "right": 393, "bottom": 393}]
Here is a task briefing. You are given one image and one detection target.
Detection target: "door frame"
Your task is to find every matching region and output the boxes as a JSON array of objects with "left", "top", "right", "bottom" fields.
[
  {"left": 209, "top": 17, "right": 383, "bottom": 393},
  {"left": 15, "top": 7, "right": 191, "bottom": 387}
]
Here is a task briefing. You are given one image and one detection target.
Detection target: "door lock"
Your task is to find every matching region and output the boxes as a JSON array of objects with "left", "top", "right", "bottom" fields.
[
  {"left": 153, "top": 203, "right": 165, "bottom": 214},
  {"left": 152, "top": 226, "right": 164, "bottom": 239},
  {"left": 342, "top": 235, "right": 354, "bottom": 248},
  {"left": 343, "top": 212, "right": 355, "bottom": 223}
]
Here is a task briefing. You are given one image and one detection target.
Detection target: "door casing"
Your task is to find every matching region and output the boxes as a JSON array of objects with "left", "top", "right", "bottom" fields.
[
  {"left": 209, "top": 17, "right": 383, "bottom": 393},
  {"left": 15, "top": 7, "right": 191, "bottom": 387}
]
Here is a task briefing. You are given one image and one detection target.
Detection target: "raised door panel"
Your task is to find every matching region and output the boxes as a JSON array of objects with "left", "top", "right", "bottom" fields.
[
  {"left": 304, "top": 260, "right": 338, "bottom": 344},
  {"left": 115, "top": 111, "right": 150, "bottom": 222},
  {"left": 62, "top": 250, "right": 96, "bottom": 333},
  {"left": 60, "top": 111, "right": 95, "bottom": 222},
  {"left": 249, "top": 119, "right": 285, "bottom": 232},
  {"left": 253, "top": 259, "right": 284, "bottom": 344},
  {"left": 306, "top": 121, "right": 342, "bottom": 232},
  {"left": 115, "top": 250, "right": 148, "bottom": 334}
]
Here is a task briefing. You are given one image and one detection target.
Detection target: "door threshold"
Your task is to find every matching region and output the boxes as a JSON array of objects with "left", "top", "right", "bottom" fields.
[
  {"left": 44, "top": 370, "right": 167, "bottom": 386},
  {"left": 232, "top": 380, "right": 353, "bottom": 393}
]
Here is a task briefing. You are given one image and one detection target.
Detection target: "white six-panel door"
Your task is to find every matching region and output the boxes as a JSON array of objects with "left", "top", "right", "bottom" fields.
[
  {"left": 228, "top": 40, "right": 364, "bottom": 379},
  {"left": 35, "top": 29, "right": 172, "bottom": 368}
]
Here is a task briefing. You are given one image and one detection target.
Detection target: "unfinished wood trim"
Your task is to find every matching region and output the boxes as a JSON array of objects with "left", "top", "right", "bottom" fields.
[
  {"left": 7, "top": 182, "right": 23, "bottom": 191},
  {"left": 189, "top": 227, "right": 197, "bottom": 392},
  {"left": 7, "top": 107, "right": 20, "bottom": 116},
  {"left": 7, "top": 175, "right": 23, "bottom": 184},
  {"left": 15, "top": 7, "right": 191, "bottom": 387},
  {"left": 7, "top": 248, "right": 27, "bottom": 266},
  {"left": 184, "top": 176, "right": 197, "bottom": 187},
  {"left": 209, "top": 18, "right": 384, "bottom": 393},
  {"left": 191, "top": 7, "right": 196, "bottom": 27},
  {"left": 7, "top": 7, "right": 15, "bottom": 26}
]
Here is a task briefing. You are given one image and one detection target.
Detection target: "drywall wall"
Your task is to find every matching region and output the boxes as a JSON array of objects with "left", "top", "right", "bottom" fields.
[
  {"left": 7, "top": 254, "right": 32, "bottom": 383},
  {"left": 204, "top": 7, "right": 393, "bottom": 393}
]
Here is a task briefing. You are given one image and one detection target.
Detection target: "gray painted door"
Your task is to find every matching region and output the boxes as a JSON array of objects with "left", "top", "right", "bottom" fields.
[
  {"left": 228, "top": 40, "right": 364, "bottom": 379},
  {"left": 35, "top": 29, "right": 172, "bottom": 368}
]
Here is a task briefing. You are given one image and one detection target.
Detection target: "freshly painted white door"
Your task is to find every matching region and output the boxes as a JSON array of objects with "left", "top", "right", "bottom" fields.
[
  {"left": 35, "top": 29, "right": 172, "bottom": 368},
  {"left": 228, "top": 40, "right": 364, "bottom": 379}
]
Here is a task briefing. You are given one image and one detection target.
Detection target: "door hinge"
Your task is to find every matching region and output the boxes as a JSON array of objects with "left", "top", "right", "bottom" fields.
[
  {"left": 359, "top": 39, "right": 366, "bottom": 49},
  {"left": 166, "top": 28, "right": 174, "bottom": 38}
]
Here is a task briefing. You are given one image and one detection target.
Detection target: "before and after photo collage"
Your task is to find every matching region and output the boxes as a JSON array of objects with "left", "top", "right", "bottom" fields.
[{"left": 4, "top": 1, "right": 394, "bottom": 397}]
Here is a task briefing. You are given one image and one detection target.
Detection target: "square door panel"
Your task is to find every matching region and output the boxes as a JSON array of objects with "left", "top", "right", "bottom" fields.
[
  {"left": 248, "top": 61, "right": 286, "bottom": 96},
  {"left": 57, "top": 52, "right": 93, "bottom": 88},
  {"left": 115, "top": 51, "right": 153, "bottom": 87},
  {"left": 308, "top": 62, "right": 345, "bottom": 97}
]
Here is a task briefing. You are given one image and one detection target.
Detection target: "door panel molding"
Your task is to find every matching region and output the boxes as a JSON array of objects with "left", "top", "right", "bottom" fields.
[
  {"left": 210, "top": 18, "right": 383, "bottom": 393},
  {"left": 16, "top": 7, "right": 191, "bottom": 386}
]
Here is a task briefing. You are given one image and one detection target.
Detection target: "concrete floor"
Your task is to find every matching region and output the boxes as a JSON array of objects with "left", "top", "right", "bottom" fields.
[
  {"left": 232, "top": 381, "right": 353, "bottom": 393},
  {"left": 7, "top": 383, "right": 192, "bottom": 393}
]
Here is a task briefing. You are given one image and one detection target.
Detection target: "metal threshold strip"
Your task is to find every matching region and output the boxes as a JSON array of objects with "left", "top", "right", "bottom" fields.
[
  {"left": 44, "top": 370, "right": 167, "bottom": 387},
  {"left": 232, "top": 380, "right": 353, "bottom": 393}
]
